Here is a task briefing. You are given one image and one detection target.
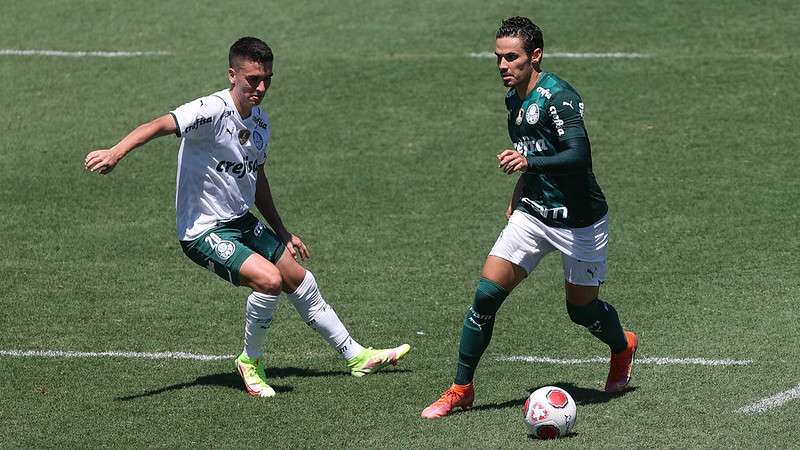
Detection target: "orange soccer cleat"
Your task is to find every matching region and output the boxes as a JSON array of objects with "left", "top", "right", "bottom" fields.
[
  {"left": 605, "top": 331, "right": 639, "bottom": 393},
  {"left": 420, "top": 383, "right": 475, "bottom": 419}
]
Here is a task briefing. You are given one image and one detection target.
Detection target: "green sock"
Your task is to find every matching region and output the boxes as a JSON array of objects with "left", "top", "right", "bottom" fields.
[
  {"left": 567, "top": 298, "right": 627, "bottom": 353},
  {"left": 455, "top": 278, "right": 508, "bottom": 385}
]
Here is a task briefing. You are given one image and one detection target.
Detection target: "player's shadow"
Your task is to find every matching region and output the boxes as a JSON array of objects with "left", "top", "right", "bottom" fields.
[
  {"left": 114, "top": 366, "right": 356, "bottom": 401},
  {"left": 538, "top": 382, "right": 638, "bottom": 406},
  {"left": 471, "top": 382, "right": 637, "bottom": 412}
]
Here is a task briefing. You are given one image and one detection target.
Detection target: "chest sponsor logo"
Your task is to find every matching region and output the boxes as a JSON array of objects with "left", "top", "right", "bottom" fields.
[
  {"left": 238, "top": 129, "right": 251, "bottom": 145},
  {"left": 513, "top": 138, "right": 547, "bottom": 156},
  {"left": 216, "top": 155, "right": 258, "bottom": 179},
  {"left": 515, "top": 108, "right": 524, "bottom": 125},
  {"left": 184, "top": 116, "right": 212, "bottom": 134},
  {"left": 521, "top": 198, "right": 569, "bottom": 220},
  {"left": 525, "top": 104, "right": 540, "bottom": 124},
  {"left": 252, "top": 130, "right": 264, "bottom": 150}
]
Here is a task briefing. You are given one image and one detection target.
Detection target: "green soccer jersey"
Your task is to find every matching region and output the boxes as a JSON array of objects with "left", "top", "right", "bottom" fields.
[{"left": 506, "top": 71, "right": 608, "bottom": 228}]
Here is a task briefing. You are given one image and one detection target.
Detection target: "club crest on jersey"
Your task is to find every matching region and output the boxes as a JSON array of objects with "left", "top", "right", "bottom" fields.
[
  {"left": 525, "top": 104, "right": 540, "bottom": 124},
  {"left": 238, "top": 129, "right": 251, "bottom": 145},
  {"left": 515, "top": 108, "right": 524, "bottom": 125},
  {"left": 252, "top": 130, "right": 264, "bottom": 150}
]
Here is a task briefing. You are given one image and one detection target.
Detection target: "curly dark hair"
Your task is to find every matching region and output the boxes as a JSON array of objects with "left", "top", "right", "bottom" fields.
[
  {"left": 496, "top": 16, "right": 543, "bottom": 56},
  {"left": 229, "top": 37, "right": 273, "bottom": 68}
]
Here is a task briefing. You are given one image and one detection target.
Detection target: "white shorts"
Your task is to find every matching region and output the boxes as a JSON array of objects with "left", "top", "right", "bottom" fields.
[{"left": 488, "top": 210, "right": 609, "bottom": 286}]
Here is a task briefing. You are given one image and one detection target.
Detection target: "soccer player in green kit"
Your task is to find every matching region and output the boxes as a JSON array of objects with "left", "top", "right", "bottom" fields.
[{"left": 421, "top": 17, "right": 638, "bottom": 418}]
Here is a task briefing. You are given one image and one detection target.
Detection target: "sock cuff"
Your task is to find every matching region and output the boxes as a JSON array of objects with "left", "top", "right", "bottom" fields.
[
  {"left": 248, "top": 291, "right": 279, "bottom": 305},
  {"left": 567, "top": 297, "right": 602, "bottom": 313},
  {"left": 477, "top": 277, "right": 508, "bottom": 299},
  {"left": 288, "top": 270, "right": 316, "bottom": 300}
]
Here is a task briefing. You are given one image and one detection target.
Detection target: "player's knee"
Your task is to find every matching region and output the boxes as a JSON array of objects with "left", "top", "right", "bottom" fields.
[
  {"left": 567, "top": 298, "right": 616, "bottom": 327},
  {"left": 566, "top": 301, "right": 588, "bottom": 326},
  {"left": 247, "top": 269, "right": 282, "bottom": 295},
  {"left": 472, "top": 278, "right": 509, "bottom": 316}
]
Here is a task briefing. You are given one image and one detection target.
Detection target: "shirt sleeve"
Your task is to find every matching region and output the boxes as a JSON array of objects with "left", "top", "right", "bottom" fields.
[
  {"left": 170, "top": 95, "right": 225, "bottom": 141},
  {"left": 525, "top": 137, "right": 591, "bottom": 174},
  {"left": 547, "top": 90, "right": 586, "bottom": 141},
  {"left": 254, "top": 109, "right": 271, "bottom": 167},
  {"left": 525, "top": 90, "right": 591, "bottom": 174}
]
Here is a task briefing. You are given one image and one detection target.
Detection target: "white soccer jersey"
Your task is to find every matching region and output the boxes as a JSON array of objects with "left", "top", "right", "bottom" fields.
[{"left": 170, "top": 89, "right": 271, "bottom": 241}]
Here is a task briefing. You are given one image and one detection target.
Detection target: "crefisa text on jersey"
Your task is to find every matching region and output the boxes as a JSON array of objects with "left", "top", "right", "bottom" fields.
[
  {"left": 514, "top": 136, "right": 547, "bottom": 156},
  {"left": 215, "top": 155, "right": 258, "bottom": 179},
  {"left": 547, "top": 106, "right": 565, "bottom": 136},
  {"left": 183, "top": 116, "right": 213, "bottom": 135}
]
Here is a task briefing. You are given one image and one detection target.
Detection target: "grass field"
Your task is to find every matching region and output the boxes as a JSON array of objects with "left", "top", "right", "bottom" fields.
[{"left": 2, "top": 0, "right": 799, "bottom": 448}]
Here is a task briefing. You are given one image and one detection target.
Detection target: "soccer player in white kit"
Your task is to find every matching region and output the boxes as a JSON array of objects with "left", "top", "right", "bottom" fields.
[{"left": 84, "top": 37, "right": 410, "bottom": 397}]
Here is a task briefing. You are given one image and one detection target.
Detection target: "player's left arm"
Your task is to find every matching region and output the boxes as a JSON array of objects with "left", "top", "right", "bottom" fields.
[
  {"left": 253, "top": 165, "right": 309, "bottom": 259},
  {"left": 498, "top": 91, "right": 592, "bottom": 174}
]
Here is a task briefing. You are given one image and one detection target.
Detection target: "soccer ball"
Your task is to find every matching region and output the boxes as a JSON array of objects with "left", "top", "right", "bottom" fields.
[{"left": 522, "top": 386, "right": 576, "bottom": 439}]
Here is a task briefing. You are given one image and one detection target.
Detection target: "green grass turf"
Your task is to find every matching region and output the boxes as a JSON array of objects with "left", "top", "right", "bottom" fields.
[{"left": 2, "top": 0, "right": 799, "bottom": 447}]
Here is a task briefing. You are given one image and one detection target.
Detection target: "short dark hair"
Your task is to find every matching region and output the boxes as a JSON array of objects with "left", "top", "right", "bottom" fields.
[
  {"left": 229, "top": 37, "right": 273, "bottom": 68},
  {"left": 496, "top": 16, "right": 543, "bottom": 56}
]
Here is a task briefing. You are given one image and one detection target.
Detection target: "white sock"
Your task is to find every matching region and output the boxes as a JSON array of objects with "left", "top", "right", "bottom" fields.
[
  {"left": 288, "top": 271, "right": 365, "bottom": 360},
  {"left": 243, "top": 291, "right": 280, "bottom": 360}
]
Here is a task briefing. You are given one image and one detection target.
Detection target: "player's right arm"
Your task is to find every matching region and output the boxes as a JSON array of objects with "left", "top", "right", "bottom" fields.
[{"left": 84, "top": 114, "right": 177, "bottom": 175}]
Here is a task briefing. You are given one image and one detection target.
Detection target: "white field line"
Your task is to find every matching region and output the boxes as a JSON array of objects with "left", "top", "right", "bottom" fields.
[
  {"left": 0, "top": 49, "right": 172, "bottom": 58},
  {"left": 735, "top": 385, "right": 800, "bottom": 414},
  {"left": 468, "top": 51, "right": 651, "bottom": 59},
  {"left": 1, "top": 349, "right": 752, "bottom": 366},
  {"left": 497, "top": 355, "right": 752, "bottom": 366},
  {"left": 0, "top": 349, "right": 233, "bottom": 361}
]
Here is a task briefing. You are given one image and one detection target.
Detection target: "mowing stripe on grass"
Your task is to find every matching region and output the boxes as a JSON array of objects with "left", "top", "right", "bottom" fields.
[
  {"left": 468, "top": 51, "right": 651, "bottom": 59},
  {"left": 497, "top": 355, "right": 752, "bottom": 366},
  {"left": 0, "top": 49, "right": 172, "bottom": 58},
  {"left": 735, "top": 384, "right": 800, "bottom": 414},
  {"left": 0, "top": 349, "right": 233, "bottom": 361}
]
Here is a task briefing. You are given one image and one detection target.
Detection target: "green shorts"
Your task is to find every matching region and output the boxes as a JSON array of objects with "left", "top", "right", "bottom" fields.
[{"left": 180, "top": 212, "right": 285, "bottom": 286}]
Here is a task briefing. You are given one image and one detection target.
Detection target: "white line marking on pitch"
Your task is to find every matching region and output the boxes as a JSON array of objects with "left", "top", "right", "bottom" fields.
[
  {"left": 0, "top": 49, "right": 173, "bottom": 58},
  {"left": 497, "top": 356, "right": 752, "bottom": 366},
  {"left": 736, "top": 384, "right": 800, "bottom": 414},
  {"left": 468, "top": 52, "right": 651, "bottom": 59},
  {"left": 0, "top": 349, "right": 233, "bottom": 361}
]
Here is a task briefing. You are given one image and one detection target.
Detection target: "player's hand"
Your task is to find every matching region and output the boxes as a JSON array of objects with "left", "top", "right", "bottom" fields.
[
  {"left": 505, "top": 202, "right": 513, "bottom": 219},
  {"left": 84, "top": 149, "right": 122, "bottom": 175},
  {"left": 284, "top": 234, "right": 310, "bottom": 260},
  {"left": 497, "top": 149, "right": 528, "bottom": 174}
]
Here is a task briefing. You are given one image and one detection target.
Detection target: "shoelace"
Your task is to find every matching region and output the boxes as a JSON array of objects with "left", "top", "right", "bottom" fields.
[
  {"left": 434, "top": 388, "right": 465, "bottom": 406},
  {"left": 242, "top": 360, "right": 264, "bottom": 380}
]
